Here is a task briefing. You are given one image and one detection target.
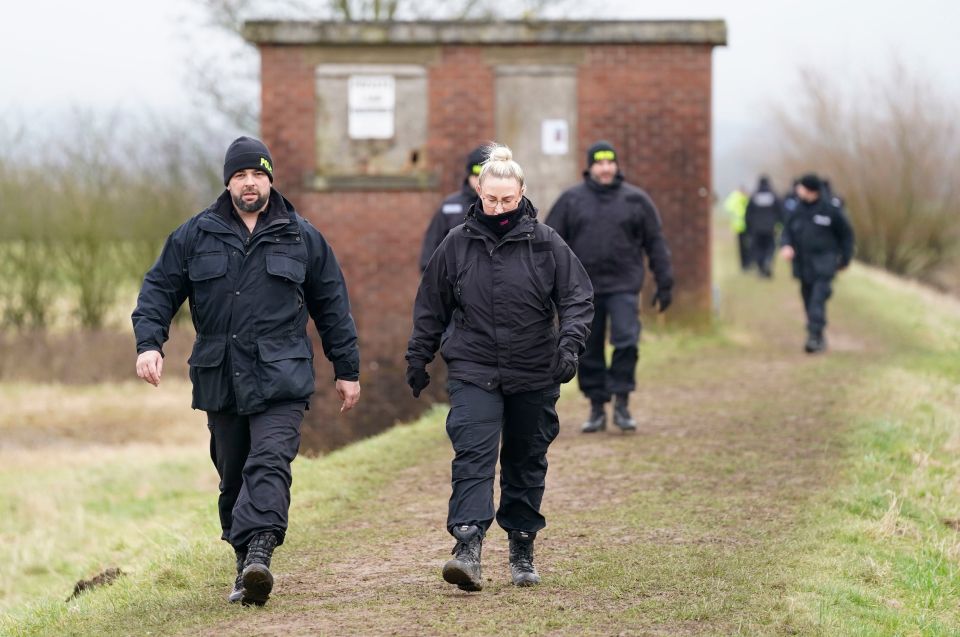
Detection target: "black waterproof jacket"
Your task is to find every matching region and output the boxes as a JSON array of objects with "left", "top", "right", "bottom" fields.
[
  {"left": 781, "top": 195, "right": 855, "bottom": 281},
  {"left": 407, "top": 198, "right": 594, "bottom": 394},
  {"left": 745, "top": 185, "right": 782, "bottom": 235},
  {"left": 545, "top": 174, "right": 673, "bottom": 296},
  {"left": 132, "top": 189, "right": 360, "bottom": 415},
  {"left": 418, "top": 180, "right": 477, "bottom": 272}
]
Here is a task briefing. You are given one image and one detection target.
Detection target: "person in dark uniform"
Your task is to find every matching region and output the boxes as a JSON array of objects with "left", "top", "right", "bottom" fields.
[
  {"left": 779, "top": 173, "right": 855, "bottom": 353},
  {"left": 132, "top": 137, "right": 361, "bottom": 606},
  {"left": 545, "top": 141, "right": 673, "bottom": 434},
  {"left": 745, "top": 175, "right": 782, "bottom": 278},
  {"left": 419, "top": 145, "right": 485, "bottom": 272},
  {"left": 782, "top": 178, "right": 800, "bottom": 220},
  {"left": 406, "top": 143, "right": 593, "bottom": 591}
]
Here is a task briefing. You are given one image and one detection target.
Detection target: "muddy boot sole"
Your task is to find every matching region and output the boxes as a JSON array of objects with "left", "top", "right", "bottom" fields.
[
  {"left": 511, "top": 571, "right": 541, "bottom": 587},
  {"left": 240, "top": 564, "right": 274, "bottom": 606},
  {"left": 442, "top": 559, "right": 483, "bottom": 591},
  {"left": 227, "top": 583, "right": 244, "bottom": 604}
]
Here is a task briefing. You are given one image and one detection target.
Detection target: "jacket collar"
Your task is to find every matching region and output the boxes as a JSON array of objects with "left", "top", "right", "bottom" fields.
[{"left": 464, "top": 197, "right": 538, "bottom": 243}]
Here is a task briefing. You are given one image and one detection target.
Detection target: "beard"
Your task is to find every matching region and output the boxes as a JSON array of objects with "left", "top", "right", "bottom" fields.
[{"left": 232, "top": 190, "right": 268, "bottom": 213}]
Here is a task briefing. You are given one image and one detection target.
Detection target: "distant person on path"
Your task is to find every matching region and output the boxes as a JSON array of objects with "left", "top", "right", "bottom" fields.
[
  {"left": 406, "top": 143, "right": 593, "bottom": 591},
  {"left": 745, "top": 175, "right": 782, "bottom": 278},
  {"left": 419, "top": 145, "right": 485, "bottom": 272},
  {"left": 545, "top": 141, "right": 673, "bottom": 434},
  {"left": 779, "top": 173, "right": 855, "bottom": 353},
  {"left": 132, "top": 136, "right": 361, "bottom": 606},
  {"left": 724, "top": 185, "right": 751, "bottom": 271}
]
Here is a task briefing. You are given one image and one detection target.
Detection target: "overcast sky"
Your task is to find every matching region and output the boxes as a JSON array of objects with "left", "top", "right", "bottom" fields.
[{"left": 2, "top": 0, "right": 957, "bottom": 186}]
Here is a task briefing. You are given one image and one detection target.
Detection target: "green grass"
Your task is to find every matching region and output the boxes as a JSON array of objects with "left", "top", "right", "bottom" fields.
[
  {"left": 0, "top": 406, "right": 450, "bottom": 636},
  {"left": 763, "top": 265, "right": 960, "bottom": 635},
  {"left": 5, "top": 235, "right": 960, "bottom": 635}
]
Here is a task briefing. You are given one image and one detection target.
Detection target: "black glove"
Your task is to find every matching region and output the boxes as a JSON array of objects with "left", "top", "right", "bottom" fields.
[
  {"left": 405, "top": 366, "right": 430, "bottom": 398},
  {"left": 652, "top": 287, "right": 672, "bottom": 313},
  {"left": 553, "top": 347, "right": 578, "bottom": 384}
]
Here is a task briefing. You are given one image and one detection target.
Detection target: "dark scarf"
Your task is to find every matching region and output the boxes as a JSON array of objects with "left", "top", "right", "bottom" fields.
[{"left": 476, "top": 207, "right": 525, "bottom": 237}]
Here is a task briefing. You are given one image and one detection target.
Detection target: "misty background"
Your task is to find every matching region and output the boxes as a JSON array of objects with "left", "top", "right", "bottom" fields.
[{"left": 1, "top": 0, "right": 958, "bottom": 331}]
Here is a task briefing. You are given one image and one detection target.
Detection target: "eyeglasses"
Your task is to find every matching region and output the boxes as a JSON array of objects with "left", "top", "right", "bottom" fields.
[{"left": 484, "top": 200, "right": 513, "bottom": 212}]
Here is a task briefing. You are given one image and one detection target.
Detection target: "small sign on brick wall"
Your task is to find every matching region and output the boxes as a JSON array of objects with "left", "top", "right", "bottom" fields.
[
  {"left": 348, "top": 75, "right": 395, "bottom": 139},
  {"left": 541, "top": 119, "right": 569, "bottom": 155}
]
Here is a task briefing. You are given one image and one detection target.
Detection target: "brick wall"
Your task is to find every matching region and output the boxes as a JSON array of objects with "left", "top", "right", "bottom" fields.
[{"left": 259, "top": 41, "right": 713, "bottom": 450}]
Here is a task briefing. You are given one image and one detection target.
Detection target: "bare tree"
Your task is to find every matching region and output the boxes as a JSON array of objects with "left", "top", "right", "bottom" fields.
[{"left": 768, "top": 63, "right": 960, "bottom": 283}]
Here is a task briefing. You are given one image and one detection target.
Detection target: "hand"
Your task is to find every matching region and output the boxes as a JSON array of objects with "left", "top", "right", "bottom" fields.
[
  {"left": 780, "top": 245, "right": 795, "bottom": 261},
  {"left": 553, "top": 348, "right": 578, "bottom": 384},
  {"left": 136, "top": 350, "right": 163, "bottom": 387},
  {"left": 336, "top": 379, "right": 361, "bottom": 414},
  {"left": 406, "top": 366, "right": 430, "bottom": 398},
  {"left": 652, "top": 288, "right": 672, "bottom": 313}
]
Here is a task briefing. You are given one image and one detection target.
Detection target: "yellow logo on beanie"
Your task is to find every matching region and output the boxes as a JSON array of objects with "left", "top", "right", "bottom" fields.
[
  {"left": 471, "top": 164, "right": 482, "bottom": 175},
  {"left": 260, "top": 157, "right": 273, "bottom": 173},
  {"left": 593, "top": 150, "right": 616, "bottom": 162}
]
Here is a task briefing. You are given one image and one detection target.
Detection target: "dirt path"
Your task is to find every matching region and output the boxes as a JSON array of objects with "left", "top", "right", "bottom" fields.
[{"left": 202, "top": 268, "right": 880, "bottom": 636}]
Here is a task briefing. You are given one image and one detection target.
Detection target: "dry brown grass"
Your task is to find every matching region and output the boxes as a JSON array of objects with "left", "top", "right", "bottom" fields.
[{"left": 0, "top": 380, "right": 205, "bottom": 449}]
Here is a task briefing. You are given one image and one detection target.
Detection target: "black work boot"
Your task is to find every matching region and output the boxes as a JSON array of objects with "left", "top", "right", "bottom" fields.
[
  {"left": 442, "top": 524, "right": 483, "bottom": 591},
  {"left": 613, "top": 394, "right": 637, "bottom": 431},
  {"left": 581, "top": 402, "right": 607, "bottom": 433},
  {"left": 508, "top": 530, "right": 541, "bottom": 587},
  {"left": 227, "top": 547, "right": 246, "bottom": 603},
  {"left": 804, "top": 332, "right": 826, "bottom": 354},
  {"left": 241, "top": 531, "right": 278, "bottom": 606}
]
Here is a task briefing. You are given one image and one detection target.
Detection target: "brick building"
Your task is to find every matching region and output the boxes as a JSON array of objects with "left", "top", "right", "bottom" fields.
[{"left": 243, "top": 20, "right": 726, "bottom": 450}]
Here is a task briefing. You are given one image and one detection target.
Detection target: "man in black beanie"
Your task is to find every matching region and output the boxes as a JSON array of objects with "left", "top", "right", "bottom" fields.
[
  {"left": 546, "top": 141, "right": 673, "bottom": 433},
  {"left": 418, "top": 145, "right": 485, "bottom": 272},
  {"left": 780, "top": 172, "right": 855, "bottom": 353},
  {"left": 132, "top": 136, "right": 361, "bottom": 606}
]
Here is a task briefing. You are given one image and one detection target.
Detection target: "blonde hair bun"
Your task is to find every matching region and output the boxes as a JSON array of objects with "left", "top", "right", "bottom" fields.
[
  {"left": 479, "top": 142, "right": 525, "bottom": 188},
  {"left": 487, "top": 145, "right": 513, "bottom": 163}
]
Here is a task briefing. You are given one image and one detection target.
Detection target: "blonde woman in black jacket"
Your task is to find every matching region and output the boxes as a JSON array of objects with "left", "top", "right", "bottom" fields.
[{"left": 406, "top": 143, "right": 593, "bottom": 591}]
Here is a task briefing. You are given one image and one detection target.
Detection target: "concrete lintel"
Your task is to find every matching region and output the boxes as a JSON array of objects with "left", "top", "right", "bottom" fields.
[{"left": 243, "top": 20, "right": 727, "bottom": 47}]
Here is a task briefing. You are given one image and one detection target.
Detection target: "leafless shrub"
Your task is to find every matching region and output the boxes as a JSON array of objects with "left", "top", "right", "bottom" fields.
[
  {"left": 770, "top": 64, "right": 960, "bottom": 282},
  {"left": 0, "top": 112, "right": 220, "bottom": 329}
]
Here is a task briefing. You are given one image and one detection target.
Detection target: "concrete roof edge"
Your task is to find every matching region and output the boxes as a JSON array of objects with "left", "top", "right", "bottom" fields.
[{"left": 242, "top": 19, "right": 727, "bottom": 46}]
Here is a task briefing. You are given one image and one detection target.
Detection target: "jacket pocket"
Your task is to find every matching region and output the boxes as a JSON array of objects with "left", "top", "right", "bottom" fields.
[
  {"left": 188, "top": 335, "right": 226, "bottom": 367},
  {"left": 187, "top": 252, "right": 228, "bottom": 281},
  {"left": 266, "top": 254, "right": 306, "bottom": 284},
  {"left": 809, "top": 253, "right": 838, "bottom": 278},
  {"left": 256, "top": 334, "right": 315, "bottom": 402},
  {"left": 187, "top": 252, "right": 229, "bottom": 319}
]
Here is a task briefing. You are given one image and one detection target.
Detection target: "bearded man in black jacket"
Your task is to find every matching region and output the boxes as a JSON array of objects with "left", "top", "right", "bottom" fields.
[
  {"left": 546, "top": 141, "right": 673, "bottom": 433},
  {"left": 132, "top": 137, "right": 361, "bottom": 606}
]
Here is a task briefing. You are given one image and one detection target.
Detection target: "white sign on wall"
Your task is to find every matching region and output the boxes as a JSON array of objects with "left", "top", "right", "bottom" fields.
[
  {"left": 541, "top": 119, "right": 569, "bottom": 155},
  {"left": 348, "top": 75, "right": 396, "bottom": 139}
]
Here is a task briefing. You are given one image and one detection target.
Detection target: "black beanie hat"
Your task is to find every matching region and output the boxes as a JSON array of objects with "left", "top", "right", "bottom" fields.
[
  {"left": 465, "top": 145, "right": 487, "bottom": 177},
  {"left": 799, "top": 173, "right": 821, "bottom": 192},
  {"left": 223, "top": 136, "right": 274, "bottom": 186},
  {"left": 586, "top": 140, "right": 617, "bottom": 168}
]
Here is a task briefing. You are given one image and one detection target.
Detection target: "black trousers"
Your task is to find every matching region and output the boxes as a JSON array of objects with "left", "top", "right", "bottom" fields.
[
  {"left": 737, "top": 232, "right": 752, "bottom": 271},
  {"left": 801, "top": 277, "right": 833, "bottom": 336},
  {"left": 207, "top": 401, "right": 305, "bottom": 550},
  {"left": 445, "top": 379, "right": 561, "bottom": 535},
  {"left": 578, "top": 292, "right": 641, "bottom": 405},
  {"left": 752, "top": 232, "right": 775, "bottom": 276}
]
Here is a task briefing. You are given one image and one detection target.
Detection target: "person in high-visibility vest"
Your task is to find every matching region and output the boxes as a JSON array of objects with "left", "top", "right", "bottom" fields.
[{"left": 724, "top": 186, "right": 750, "bottom": 271}]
